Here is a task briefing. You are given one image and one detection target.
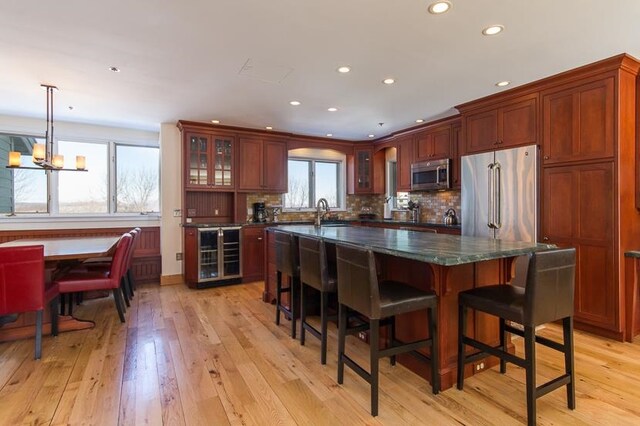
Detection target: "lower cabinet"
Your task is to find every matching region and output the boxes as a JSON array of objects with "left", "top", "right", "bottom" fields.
[{"left": 242, "top": 225, "right": 266, "bottom": 283}]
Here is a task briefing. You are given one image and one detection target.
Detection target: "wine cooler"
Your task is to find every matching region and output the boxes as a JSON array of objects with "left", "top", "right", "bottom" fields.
[{"left": 196, "top": 226, "right": 242, "bottom": 287}]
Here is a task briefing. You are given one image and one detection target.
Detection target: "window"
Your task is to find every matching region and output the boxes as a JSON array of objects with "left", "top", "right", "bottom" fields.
[
  {"left": 284, "top": 149, "right": 345, "bottom": 210},
  {"left": 0, "top": 132, "right": 159, "bottom": 216}
]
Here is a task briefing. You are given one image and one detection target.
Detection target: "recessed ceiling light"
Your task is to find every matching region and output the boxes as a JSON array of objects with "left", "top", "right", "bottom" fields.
[
  {"left": 211, "top": 119, "right": 220, "bottom": 124},
  {"left": 482, "top": 25, "right": 504, "bottom": 36},
  {"left": 415, "top": 119, "right": 424, "bottom": 123},
  {"left": 266, "top": 126, "right": 273, "bottom": 130},
  {"left": 68, "top": 106, "right": 74, "bottom": 110},
  {"left": 289, "top": 100, "right": 301, "bottom": 106},
  {"left": 109, "top": 66, "right": 120, "bottom": 72},
  {"left": 428, "top": 1, "right": 451, "bottom": 14},
  {"left": 382, "top": 78, "right": 395, "bottom": 85},
  {"left": 327, "top": 107, "right": 338, "bottom": 112},
  {"left": 326, "top": 133, "right": 333, "bottom": 137},
  {"left": 495, "top": 80, "right": 511, "bottom": 87},
  {"left": 337, "top": 66, "right": 351, "bottom": 73},
  {"left": 368, "top": 134, "right": 375, "bottom": 138}
]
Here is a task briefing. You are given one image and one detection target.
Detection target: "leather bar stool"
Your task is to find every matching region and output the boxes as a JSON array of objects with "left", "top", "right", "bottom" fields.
[
  {"left": 457, "top": 248, "right": 576, "bottom": 426},
  {"left": 298, "top": 235, "right": 338, "bottom": 364},
  {"left": 274, "top": 230, "right": 300, "bottom": 338},
  {"left": 335, "top": 243, "right": 439, "bottom": 417}
]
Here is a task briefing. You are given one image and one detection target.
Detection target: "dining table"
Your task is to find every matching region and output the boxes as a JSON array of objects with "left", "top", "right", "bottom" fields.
[{"left": 0, "top": 235, "right": 120, "bottom": 342}]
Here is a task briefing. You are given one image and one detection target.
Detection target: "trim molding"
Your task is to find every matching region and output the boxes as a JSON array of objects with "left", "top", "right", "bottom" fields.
[{"left": 160, "top": 274, "right": 183, "bottom": 286}]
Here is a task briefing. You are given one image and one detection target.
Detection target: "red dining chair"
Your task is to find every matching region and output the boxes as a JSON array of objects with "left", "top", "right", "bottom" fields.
[
  {"left": 54, "top": 233, "right": 132, "bottom": 323},
  {"left": 0, "top": 245, "right": 59, "bottom": 359}
]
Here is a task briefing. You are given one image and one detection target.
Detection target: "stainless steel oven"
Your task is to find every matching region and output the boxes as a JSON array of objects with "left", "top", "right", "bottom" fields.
[{"left": 410, "top": 159, "right": 450, "bottom": 191}]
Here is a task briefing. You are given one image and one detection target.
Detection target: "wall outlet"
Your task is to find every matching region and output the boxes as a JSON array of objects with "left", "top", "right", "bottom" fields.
[
  {"left": 214, "top": 209, "right": 219, "bottom": 215},
  {"left": 247, "top": 208, "right": 253, "bottom": 215},
  {"left": 475, "top": 362, "right": 485, "bottom": 371},
  {"left": 173, "top": 209, "right": 181, "bottom": 217},
  {"left": 176, "top": 252, "right": 183, "bottom": 261}
]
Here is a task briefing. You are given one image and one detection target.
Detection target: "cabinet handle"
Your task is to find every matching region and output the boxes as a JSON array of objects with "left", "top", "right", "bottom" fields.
[
  {"left": 258, "top": 237, "right": 263, "bottom": 241},
  {"left": 544, "top": 156, "right": 549, "bottom": 160},
  {"left": 543, "top": 236, "right": 549, "bottom": 241}
]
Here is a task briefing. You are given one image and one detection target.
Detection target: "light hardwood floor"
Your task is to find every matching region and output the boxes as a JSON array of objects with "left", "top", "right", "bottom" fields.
[{"left": 1, "top": 281, "right": 640, "bottom": 425}]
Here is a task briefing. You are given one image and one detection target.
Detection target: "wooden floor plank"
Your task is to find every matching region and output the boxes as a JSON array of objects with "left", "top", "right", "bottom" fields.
[{"left": 2, "top": 281, "right": 640, "bottom": 425}]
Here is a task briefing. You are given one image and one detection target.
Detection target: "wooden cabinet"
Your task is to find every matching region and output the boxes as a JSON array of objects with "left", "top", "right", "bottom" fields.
[
  {"left": 349, "top": 147, "right": 384, "bottom": 194},
  {"left": 451, "top": 123, "right": 462, "bottom": 189},
  {"left": 542, "top": 77, "right": 615, "bottom": 164},
  {"left": 238, "top": 137, "right": 287, "bottom": 192},
  {"left": 415, "top": 126, "right": 451, "bottom": 161},
  {"left": 242, "top": 225, "right": 265, "bottom": 282},
  {"left": 396, "top": 136, "right": 413, "bottom": 192},
  {"left": 463, "top": 95, "right": 537, "bottom": 153},
  {"left": 184, "top": 132, "right": 234, "bottom": 189},
  {"left": 541, "top": 162, "right": 616, "bottom": 331}
]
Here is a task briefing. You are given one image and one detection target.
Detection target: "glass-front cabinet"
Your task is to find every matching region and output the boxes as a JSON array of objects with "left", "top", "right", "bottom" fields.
[
  {"left": 355, "top": 148, "right": 372, "bottom": 193},
  {"left": 186, "top": 132, "right": 234, "bottom": 189}
]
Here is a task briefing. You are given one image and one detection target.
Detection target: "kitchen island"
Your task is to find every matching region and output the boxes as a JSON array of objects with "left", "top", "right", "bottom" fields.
[{"left": 268, "top": 225, "right": 554, "bottom": 390}]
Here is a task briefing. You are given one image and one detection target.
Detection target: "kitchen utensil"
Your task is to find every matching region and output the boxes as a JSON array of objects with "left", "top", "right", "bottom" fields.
[{"left": 444, "top": 208, "right": 458, "bottom": 225}]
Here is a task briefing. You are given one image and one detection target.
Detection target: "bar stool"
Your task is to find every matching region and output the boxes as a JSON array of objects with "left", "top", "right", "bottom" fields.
[
  {"left": 274, "top": 230, "right": 300, "bottom": 338},
  {"left": 457, "top": 248, "right": 576, "bottom": 426},
  {"left": 298, "top": 236, "right": 337, "bottom": 364},
  {"left": 335, "top": 243, "right": 439, "bottom": 417}
]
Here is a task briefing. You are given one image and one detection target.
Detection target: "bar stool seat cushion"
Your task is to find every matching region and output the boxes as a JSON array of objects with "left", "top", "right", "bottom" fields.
[
  {"left": 379, "top": 281, "right": 437, "bottom": 318},
  {"left": 458, "top": 285, "right": 525, "bottom": 324}
]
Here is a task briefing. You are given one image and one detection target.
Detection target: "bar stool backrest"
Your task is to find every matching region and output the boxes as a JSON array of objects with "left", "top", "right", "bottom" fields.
[
  {"left": 108, "top": 233, "right": 133, "bottom": 288},
  {"left": 0, "top": 245, "right": 45, "bottom": 314},
  {"left": 336, "top": 244, "right": 380, "bottom": 319},
  {"left": 524, "top": 248, "right": 576, "bottom": 326},
  {"left": 274, "top": 231, "right": 299, "bottom": 277},
  {"left": 298, "top": 236, "right": 329, "bottom": 292}
]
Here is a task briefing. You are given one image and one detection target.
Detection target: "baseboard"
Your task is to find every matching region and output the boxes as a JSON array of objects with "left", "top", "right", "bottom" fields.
[{"left": 160, "top": 274, "right": 183, "bottom": 286}]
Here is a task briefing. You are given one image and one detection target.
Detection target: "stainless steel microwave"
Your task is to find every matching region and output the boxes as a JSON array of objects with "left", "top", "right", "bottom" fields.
[{"left": 410, "top": 159, "right": 450, "bottom": 191}]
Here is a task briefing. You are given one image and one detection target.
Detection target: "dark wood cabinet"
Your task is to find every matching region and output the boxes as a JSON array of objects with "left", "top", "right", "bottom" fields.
[
  {"left": 349, "top": 147, "right": 384, "bottom": 194},
  {"left": 184, "top": 132, "right": 234, "bottom": 190},
  {"left": 464, "top": 95, "right": 537, "bottom": 154},
  {"left": 396, "top": 136, "right": 413, "bottom": 192},
  {"left": 415, "top": 126, "right": 451, "bottom": 162},
  {"left": 238, "top": 137, "right": 287, "bottom": 192},
  {"left": 542, "top": 77, "right": 615, "bottom": 164},
  {"left": 541, "top": 162, "right": 616, "bottom": 331},
  {"left": 451, "top": 123, "right": 462, "bottom": 189},
  {"left": 242, "top": 225, "right": 265, "bottom": 282}
]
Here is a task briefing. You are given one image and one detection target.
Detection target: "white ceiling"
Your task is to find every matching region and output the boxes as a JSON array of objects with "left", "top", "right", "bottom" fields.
[{"left": 0, "top": 0, "right": 639, "bottom": 140}]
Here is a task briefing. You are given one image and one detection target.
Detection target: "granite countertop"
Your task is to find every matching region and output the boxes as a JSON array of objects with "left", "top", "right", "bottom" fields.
[
  {"left": 182, "top": 219, "right": 461, "bottom": 229},
  {"left": 274, "top": 224, "right": 555, "bottom": 266}
]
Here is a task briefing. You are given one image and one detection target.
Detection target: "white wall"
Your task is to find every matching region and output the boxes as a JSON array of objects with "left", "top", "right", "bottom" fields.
[{"left": 159, "top": 123, "right": 182, "bottom": 278}]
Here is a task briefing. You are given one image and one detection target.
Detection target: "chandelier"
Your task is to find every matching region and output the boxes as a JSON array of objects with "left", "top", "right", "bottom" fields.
[{"left": 6, "top": 84, "right": 87, "bottom": 171}]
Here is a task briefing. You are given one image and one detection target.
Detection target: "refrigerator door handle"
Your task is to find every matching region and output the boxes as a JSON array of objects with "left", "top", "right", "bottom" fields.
[
  {"left": 494, "top": 163, "right": 502, "bottom": 229},
  {"left": 487, "top": 163, "right": 495, "bottom": 229}
]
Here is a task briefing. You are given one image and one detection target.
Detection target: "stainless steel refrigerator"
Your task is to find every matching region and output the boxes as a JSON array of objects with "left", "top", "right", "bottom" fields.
[{"left": 461, "top": 144, "right": 537, "bottom": 242}]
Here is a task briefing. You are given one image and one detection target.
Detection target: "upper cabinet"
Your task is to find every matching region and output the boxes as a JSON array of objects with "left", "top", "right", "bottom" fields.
[
  {"left": 348, "top": 146, "right": 384, "bottom": 194},
  {"left": 463, "top": 94, "right": 537, "bottom": 153},
  {"left": 451, "top": 123, "right": 462, "bottom": 189},
  {"left": 415, "top": 125, "right": 451, "bottom": 161},
  {"left": 396, "top": 136, "right": 413, "bottom": 192},
  {"left": 238, "top": 137, "right": 287, "bottom": 192},
  {"left": 185, "top": 132, "right": 235, "bottom": 189},
  {"left": 541, "top": 77, "right": 614, "bottom": 164}
]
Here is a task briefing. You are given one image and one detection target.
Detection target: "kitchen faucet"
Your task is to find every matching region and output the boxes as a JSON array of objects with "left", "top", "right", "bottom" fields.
[{"left": 315, "top": 198, "right": 330, "bottom": 227}]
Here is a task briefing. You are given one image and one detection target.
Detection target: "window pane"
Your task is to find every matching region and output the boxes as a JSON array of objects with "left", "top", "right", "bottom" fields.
[
  {"left": 58, "top": 141, "right": 108, "bottom": 214},
  {"left": 315, "top": 161, "right": 338, "bottom": 208},
  {"left": 116, "top": 145, "right": 160, "bottom": 213},
  {"left": 0, "top": 134, "right": 48, "bottom": 214},
  {"left": 285, "top": 159, "right": 310, "bottom": 208}
]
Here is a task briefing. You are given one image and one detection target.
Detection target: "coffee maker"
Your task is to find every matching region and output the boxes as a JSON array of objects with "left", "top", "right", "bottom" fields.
[{"left": 253, "top": 202, "right": 267, "bottom": 223}]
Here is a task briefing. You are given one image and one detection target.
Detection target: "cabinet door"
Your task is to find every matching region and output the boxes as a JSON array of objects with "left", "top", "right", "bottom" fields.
[
  {"left": 242, "top": 226, "right": 265, "bottom": 282},
  {"left": 465, "top": 109, "right": 498, "bottom": 153},
  {"left": 184, "top": 228, "right": 199, "bottom": 287},
  {"left": 542, "top": 77, "right": 614, "bottom": 164},
  {"left": 431, "top": 127, "right": 452, "bottom": 159},
  {"left": 415, "top": 131, "right": 432, "bottom": 161},
  {"left": 541, "top": 162, "right": 616, "bottom": 331},
  {"left": 212, "top": 136, "right": 234, "bottom": 188},
  {"left": 238, "top": 138, "right": 263, "bottom": 191},
  {"left": 263, "top": 140, "right": 287, "bottom": 192},
  {"left": 185, "top": 133, "right": 211, "bottom": 188},
  {"left": 354, "top": 148, "right": 373, "bottom": 193},
  {"left": 397, "top": 137, "right": 413, "bottom": 192},
  {"left": 499, "top": 97, "right": 537, "bottom": 148},
  {"left": 451, "top": 123, "right": 462, "bottom": 188}
]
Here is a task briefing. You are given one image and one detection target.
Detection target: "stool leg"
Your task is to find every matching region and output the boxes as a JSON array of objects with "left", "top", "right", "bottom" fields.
[
  {"left": 524, "top": 325, "right": 536, "bottom": 426},
  {"left": 370, "top": 318, "right": 380, "bottom": 417},
  {"left": 275, "top": 271, "right": 282, "bottom": 326},
  {"left": 320, "top": 291, "right": 329, "bottom": 365},
  {"left": 563, "top": 316, "right": 576, "bottom": 410},
  {"left": 457, "top": 304, "right": 467, "bottom": 390},
  {"left": 50, "top": 296, "right": 59, "bottom": 336},
  {"left": 430, "top": 304, "right": 440, "bottom": 394},
  {"left": 113, "top": 288, "right": 126, "bottom": 323},
  {"left": 389, "top": 315, "right": 396, "bottom": 366},
  {"left": 290, "top": 277, "right": 297, "bottom": 339},
  {"left": 499, "top": 317, "right": 507, "bottom": 374},
  {"left": 68, "top": 294, "right": 73, "bottom": 316},
  {"left": 300, "top": 283, "right": 306, "bottom": 346},
  {"left": 337, "top": 304, "right": 347, "bottom": 384},
  {"left": 35, "top": 309, "right": 43, "bottom": 360}
]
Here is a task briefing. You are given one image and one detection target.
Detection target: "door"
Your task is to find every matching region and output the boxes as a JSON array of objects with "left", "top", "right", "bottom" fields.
[
  {"left": 198, "top": 229, "right": 220, "bottom": 281},
  {"left": 221, "top": 227, "right": 242, "bottom": 278},
  {"left": 461, "top": 151, "right": 495, "bottom": 239},
  {"left": 493, "top": 145, "right": 537, "bottom": 243}
]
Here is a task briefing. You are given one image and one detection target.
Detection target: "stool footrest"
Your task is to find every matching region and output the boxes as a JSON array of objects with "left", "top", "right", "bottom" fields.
[
  {"left": 505, "top": 324, "right": 567, "bottom": 353},
  {"left": 537, "top": 374, "right": 572, "bottom": 398},
  {"left": 342, "top": 354, "right": 371, "bottom": 383},
  {"left": 461, "top": 335, "right": 526, "bottom": 369},
  {"left": 379, "top": 338, "right": 431, "bottom": 359}
]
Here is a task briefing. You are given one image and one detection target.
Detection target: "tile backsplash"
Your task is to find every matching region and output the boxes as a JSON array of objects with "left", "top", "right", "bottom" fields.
[{"left": 246, "top": 190, "right": 459, "bottom": 224}]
